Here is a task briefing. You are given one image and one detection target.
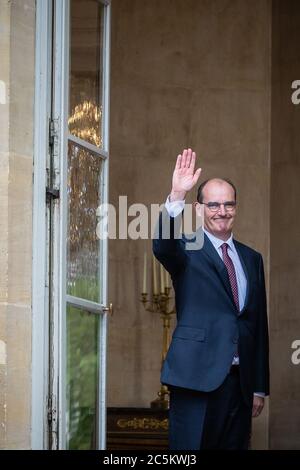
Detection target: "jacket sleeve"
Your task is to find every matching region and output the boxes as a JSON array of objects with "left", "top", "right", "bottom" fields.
[
  {"left": 254, "top": 254, "right": 270, "bottom": 395},
  {"left": 152, "top": 206, "right": 187, "bottom": 277}
]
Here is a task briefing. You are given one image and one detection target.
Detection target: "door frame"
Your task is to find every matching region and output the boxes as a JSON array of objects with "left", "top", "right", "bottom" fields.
[
  {"left": 32, "top": 0, "right": 111, "bottom": 450},
  {"left": 31, "top": 0, "right": 53, "bottom": 450}
]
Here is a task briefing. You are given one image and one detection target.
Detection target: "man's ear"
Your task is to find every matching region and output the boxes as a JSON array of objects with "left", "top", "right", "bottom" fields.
[{"left": 194, "top": 201, "right": 202, "bottom": 217}]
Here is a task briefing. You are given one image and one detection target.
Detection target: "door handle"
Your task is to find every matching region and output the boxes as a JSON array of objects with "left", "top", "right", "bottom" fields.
[{"left": 102, "top": 302, "right": 113, "bottom": 316}]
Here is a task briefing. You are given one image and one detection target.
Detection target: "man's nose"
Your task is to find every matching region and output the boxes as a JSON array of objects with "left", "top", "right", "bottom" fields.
[{"left": 218, "top": 204, "right": 227, "bottom": 216}]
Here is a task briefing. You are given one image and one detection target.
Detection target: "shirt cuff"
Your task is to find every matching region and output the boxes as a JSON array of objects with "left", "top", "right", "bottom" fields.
[
  {"left": 164, "top": 195, "right": 185, "bottom": 218},
  {"left": 254, "top": 393, "right": 266, "bottom": 397}
]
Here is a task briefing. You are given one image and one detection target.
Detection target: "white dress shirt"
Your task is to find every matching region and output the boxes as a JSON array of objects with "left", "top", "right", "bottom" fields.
[
  {"left": 164, "top": 195, "right": 265, "bottom": 397},
  {"left": 203, "top": 229, "right": 247, "bottom": 311}
]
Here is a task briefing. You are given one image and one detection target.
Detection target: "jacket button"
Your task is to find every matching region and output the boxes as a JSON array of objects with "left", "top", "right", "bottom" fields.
[{"left": 232, "top": 336, "right": 238, "bottom": 344}]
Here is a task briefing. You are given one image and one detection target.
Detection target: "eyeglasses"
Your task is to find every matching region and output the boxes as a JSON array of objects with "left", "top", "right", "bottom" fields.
[{"left": 201, "top": 201, "right": 237, "bottom": 212}]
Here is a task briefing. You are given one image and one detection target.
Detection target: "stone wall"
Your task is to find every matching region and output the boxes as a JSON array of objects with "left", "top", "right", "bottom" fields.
[
  {"left": 1, "top": 0, "right": 300, "bottom": 450},
  {"left": 269, "top": 0, "right": 300, "bottom": 449},
  {"left": 108, "top": 0, "right": 271, "bottom": 449},
  {"left": 0, "top": 0, "right": 35, "bottom": 449}
]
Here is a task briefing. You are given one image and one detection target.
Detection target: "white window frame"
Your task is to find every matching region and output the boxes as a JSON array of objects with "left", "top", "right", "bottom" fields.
[
  {"left": 31, "top": 0, "right": 53, "bottom": 450},
  {"left": 32, "top": 0, "right": 111, "bottom": 450}
]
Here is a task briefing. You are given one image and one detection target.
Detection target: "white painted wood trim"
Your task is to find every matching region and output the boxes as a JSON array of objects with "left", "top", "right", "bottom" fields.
[{"left": 31, "top": 0, "right": 53, "bottom": 450}]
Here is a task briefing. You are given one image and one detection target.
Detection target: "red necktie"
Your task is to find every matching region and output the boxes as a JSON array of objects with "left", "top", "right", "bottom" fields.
[{"left": 221, "top": 243, "right": 240, "bottom": 312}]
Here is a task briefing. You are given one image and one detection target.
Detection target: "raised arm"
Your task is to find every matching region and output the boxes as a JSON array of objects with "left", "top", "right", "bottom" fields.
[
  {"left": 153, "top": 149, "right": 201, "bottom": 276},
  {"left": 170, "top": 149, "right": 202, "bottom": 202}
]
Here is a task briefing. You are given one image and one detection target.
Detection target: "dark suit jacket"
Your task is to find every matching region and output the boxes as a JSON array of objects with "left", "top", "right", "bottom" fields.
[{"left": 153, "top": 208, "right": 270, "bottom": 407}]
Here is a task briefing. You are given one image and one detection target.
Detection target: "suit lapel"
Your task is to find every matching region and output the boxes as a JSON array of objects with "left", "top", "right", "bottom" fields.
[
  {"left": 233, "top": 239, "right": 251, "bottom": 314},
  {"left": 202, "top": 233, "right": 236, "bottom": 308},
  {"left": 201, "top": 234, "right": 252, "bottom": 314}
]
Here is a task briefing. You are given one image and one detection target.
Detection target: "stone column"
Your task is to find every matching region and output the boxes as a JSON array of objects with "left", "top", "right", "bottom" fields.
[{"left": 0, "top": 0, "right": 36, "bottom": 449}]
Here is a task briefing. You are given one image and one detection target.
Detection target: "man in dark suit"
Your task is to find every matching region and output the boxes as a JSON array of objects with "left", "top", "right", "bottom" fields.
[{"left": 153, "top": 148, "right": 269, "bottom": 450}]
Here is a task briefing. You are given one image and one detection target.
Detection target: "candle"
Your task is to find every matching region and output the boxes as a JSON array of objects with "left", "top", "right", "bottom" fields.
[
  {"left": 143, "top": 252, "right": 147, "bottom": 293},
  {"left": 160, "top": 263, "right": 165, "bottom": 293},
  {"left": 165, "top": 269, "right": 170, "bottom": 289},
  {"left": 152, "top": 255, "right": 158, "bottom": 294}
]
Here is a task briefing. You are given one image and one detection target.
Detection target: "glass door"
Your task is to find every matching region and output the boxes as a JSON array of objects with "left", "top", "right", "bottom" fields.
[{"left": 50, "top": 0, "right": 111, "bottom": 450}]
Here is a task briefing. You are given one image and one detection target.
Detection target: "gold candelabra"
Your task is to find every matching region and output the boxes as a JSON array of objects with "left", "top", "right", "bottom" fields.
[
  {"left": 141, "top": 254, "right": 176, "bottom": 410},
  {"left": 68, "top": 99, "right": 102, "bottom": 147}
]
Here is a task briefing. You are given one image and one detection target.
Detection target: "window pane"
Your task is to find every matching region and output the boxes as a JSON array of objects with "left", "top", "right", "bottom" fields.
[
  {"left": 67, "top": 142, "right": 102, "bottom": 302},
  {"left": 66, "top": 305, "right": 99, "bottom": 449},
  {"left": 69, "top": 0, "right": 104, "bottom": 148}
]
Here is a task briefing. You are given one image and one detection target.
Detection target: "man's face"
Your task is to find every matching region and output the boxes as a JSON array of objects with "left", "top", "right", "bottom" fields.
[{"left": 196, "top": 179, "right": 237, "bottom": 240}]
